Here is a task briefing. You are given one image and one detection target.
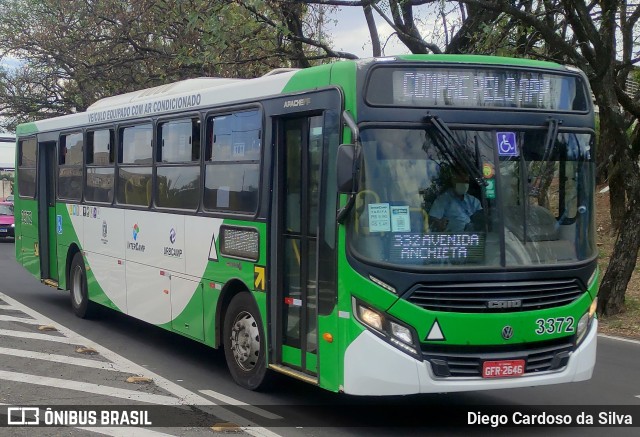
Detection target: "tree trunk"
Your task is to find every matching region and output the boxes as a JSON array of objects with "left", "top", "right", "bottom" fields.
[
  {"left": 598, "top": 183, "right": 640, "bottom": 315},
  {"left": 608, "top": 161, "right": 626, "bottom": 231},
  {"left": 596, "top": 100, "right": 640, "bottom": 316},
  {"left": 362, "top": 2, "right": 381, "bottom": 57}
]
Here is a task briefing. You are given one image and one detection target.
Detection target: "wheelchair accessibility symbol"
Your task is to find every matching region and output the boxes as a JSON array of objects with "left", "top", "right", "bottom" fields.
[{"left": 497, "top": 132, "right": 518, "bottom": 157}]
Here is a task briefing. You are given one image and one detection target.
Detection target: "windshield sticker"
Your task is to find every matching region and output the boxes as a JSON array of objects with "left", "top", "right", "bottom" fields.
[
  {"left": 390, "top": 206, "right": 411, "bottom": 232},
  {"left": 368, "top": 203, "right": 391, "bottom": 232},
  {"left": 497, "top": 132, "right": 518, "bottom": 156},
  {"left": 485, "top": 179, "right": 496, "bottom": 199}
]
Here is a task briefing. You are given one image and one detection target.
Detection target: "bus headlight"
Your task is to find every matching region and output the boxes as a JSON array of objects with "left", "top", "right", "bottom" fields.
[
  {"left": 353, "top": 299, "right": 420, "bottom": 358},
  {"left": 577, "top": 297, "right": 598, "bottom": 345},
  {"left": 357, "top": 305, "right": 384, "bottom": 332},
  {"left": 390, "top": 321, "right": 413, "bottom": 344}
]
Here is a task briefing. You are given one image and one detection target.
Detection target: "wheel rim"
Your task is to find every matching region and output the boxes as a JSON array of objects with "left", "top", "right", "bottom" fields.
[
  {"left": 230, "top": 310, "right": 260, "bottom": 371},
  {"left": 72, "top": 265, "right": 83, "bottom": 307}
]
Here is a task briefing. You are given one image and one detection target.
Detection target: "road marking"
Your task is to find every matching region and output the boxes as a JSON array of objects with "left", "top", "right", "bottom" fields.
[
  {"left": 0, "top": 346, "right": 117, "bottom": 371},
  {"left": 598, "top": 333, "right": 640, "bottom": 345},
  {"left": 0, "top": 291, "right": 283, "bottom": 437},
  {"left": 0, "top": 304, "right": 21, "bottom": 310},
  {"left": 0, "top": 370, "right": 185, "bottom": 405},
  {"left": 0, "top": 328, "right": 77, "bottom": 344},
  {"left": 200, "top": 389, "right": 283, "bottom": 420},
  {"left": 0, "top": 315, "right": 41, "bottom": 325}
]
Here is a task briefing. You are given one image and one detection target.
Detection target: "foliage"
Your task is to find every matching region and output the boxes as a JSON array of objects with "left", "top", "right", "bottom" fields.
[{"left": 0, "top": 0, "right": 305, "bottom": 130}]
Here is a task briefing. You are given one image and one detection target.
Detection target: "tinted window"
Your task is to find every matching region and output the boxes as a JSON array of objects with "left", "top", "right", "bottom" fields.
[
  {"left": 86, "top": 167, "right": 114, "bottom": 203},
  {"left": 58, "top": 167, "right": 83, "bottom": 200},
  {"left": 203, "top": 163, "right": 259, "bottom": 212},
  {"left": 18, "top": 137, "right": 37, "bottom": 197},
  {"left": 18, "top": 169, "right": 37, "bottom": 198},
  {"left": 87, "top": 129, "right": 115, "bottom": 164},
  {"left": 204, "top": 109, "right": 261, "bottom": 213},
  {"left": 209, "top": 111, "right": 261, "bottom": 162},
  {"left": 60, "top": 133, "right": 83, "bottom": 165},
  {"left": 117, "top": 167, "right": 152, "bottom": 206},
  {"left": 19, "top": 137, "right": 36, "bottom": 167},
  {"left": 159, "top": 118, "right": 200, "bottom": 163},
  {"left": 157, "top": 166, "right": 200, "bottom": 209},
  {"left": 58, "top": 133, "right": 83, "bottom": 200},
  {"left": 120, "top": 124, "right": 152, "bottom": 164}
]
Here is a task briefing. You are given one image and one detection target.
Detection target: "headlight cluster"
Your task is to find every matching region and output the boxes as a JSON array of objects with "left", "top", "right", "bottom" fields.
[
  {"left": 576, "top": 297, "right": 597, "bottom": 345},
  {"left": 353, "top": 298, "right": 420, "bottom": 358}
]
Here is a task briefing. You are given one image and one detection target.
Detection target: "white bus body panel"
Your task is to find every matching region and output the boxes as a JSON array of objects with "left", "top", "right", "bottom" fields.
[
  {"left": 66, "top": 205, "right": 224, "bottom": 325},
  {"left": 343, "top": 320, "right": 597, "bottom": 396}
]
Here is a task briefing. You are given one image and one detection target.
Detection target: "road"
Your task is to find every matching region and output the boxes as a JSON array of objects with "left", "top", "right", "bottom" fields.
[{"left": 0, "top": 240, "right": 638, "bottom": 435}]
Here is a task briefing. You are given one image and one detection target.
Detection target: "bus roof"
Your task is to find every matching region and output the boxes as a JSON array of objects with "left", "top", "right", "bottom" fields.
[{"left": 87, "top": 77, "right": 244, "bottom": 111}]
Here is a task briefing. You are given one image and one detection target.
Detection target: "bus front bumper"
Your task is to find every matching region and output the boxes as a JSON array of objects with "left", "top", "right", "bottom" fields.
[{"left": 343, "top": 319, "right": 597, "bottom": 396}]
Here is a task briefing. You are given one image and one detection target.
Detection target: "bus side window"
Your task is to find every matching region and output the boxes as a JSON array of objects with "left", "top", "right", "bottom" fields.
[{"left": 203, "top": 110, "right": 262, "bottom": 214}]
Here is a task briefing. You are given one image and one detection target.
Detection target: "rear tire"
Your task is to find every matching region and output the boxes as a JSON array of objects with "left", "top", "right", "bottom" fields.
[
  {"left": 223, "top": 292, "right": 271, "bottom": 390},
  {"left": 70, "top": 252, "right": 97, "bottom": 319}
]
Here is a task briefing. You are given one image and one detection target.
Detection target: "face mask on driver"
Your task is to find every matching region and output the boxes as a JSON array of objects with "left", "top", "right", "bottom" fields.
[{"left": 454, "top": 183, "right": 469, "bottom": 196}]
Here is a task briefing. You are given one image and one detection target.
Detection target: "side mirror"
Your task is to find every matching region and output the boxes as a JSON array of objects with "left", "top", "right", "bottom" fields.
[{"left": 337, "top": 144, "right": 356, "bottom": 193}]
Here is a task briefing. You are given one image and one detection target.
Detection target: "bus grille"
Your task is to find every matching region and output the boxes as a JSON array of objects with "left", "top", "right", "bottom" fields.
[
  {"left": 406, "top": 279, "right": 584, "bottom": 313},
  {"left": 423, "top": 340, "right": 574, "bottom": 378}
]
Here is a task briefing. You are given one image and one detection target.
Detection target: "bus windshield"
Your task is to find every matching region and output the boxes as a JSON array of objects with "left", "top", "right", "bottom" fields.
[{"left": 349, "top": 127, "right": 596, "bottom": 268}]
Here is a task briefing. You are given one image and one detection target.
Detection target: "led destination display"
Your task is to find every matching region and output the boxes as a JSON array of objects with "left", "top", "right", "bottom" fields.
[
  {"left": 390, "top": 232, "right": 486, "bottom": 263},
  {"left": 367, "top": 67, "right": 588, "bottom": 111}
]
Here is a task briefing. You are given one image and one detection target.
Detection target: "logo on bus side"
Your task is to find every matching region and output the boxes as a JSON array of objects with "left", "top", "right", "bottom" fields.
[
  {"left": 101, "top": 220, "right": 108, "bottom": 245},
  {"left": 283, "top": 98, "right": 311, "bottom": 108},
  {"left": 501, "top": 326, "right": 514, "bottom": 340},
  {"left": 127, "top": 224, "right": 145, "bottom": 252},
  {"left": 163, "top": 227, "right": 182, "bottom": 258},
  {"left": 487, "top": 299, "right": 522, "bottom": 309}
]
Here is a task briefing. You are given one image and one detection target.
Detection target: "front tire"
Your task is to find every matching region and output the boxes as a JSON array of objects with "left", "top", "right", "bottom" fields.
[
  {"left": 223, "top": 292, "right": 271, "bottom": 390},
  {"left": 70, "top": 252, "right": 97, "bottom": 318}
]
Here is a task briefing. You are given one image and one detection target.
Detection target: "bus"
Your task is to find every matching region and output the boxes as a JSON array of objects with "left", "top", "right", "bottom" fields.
[{"left": 14, "top": 55, "right": 598, "bottom": 395}]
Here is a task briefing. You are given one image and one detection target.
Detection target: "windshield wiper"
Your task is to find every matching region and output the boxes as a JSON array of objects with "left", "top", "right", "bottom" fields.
[
  {"left": 529, "top": 117, "right": 561, "bottom": 197},
  {"left": 425, "top": 114, "right": 486, "bottom": 187}
]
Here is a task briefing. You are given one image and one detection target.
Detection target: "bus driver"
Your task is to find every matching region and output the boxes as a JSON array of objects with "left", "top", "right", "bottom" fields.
[{"left": 429, "top": 168, "right": 482, "bottom": 232}]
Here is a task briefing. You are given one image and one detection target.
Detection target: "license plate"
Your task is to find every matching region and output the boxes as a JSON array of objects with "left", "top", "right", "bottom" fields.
[
  {"left": 0, "top": 229, "right": 6, "bottom": 233},
  {"left": 482, "top": 359, "right": 525, "bottom": 378}
]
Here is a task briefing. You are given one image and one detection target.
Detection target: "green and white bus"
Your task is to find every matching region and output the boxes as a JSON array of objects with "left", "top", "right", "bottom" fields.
[{"left": 14, "top": 55, "right": 598, "bottom": 395}]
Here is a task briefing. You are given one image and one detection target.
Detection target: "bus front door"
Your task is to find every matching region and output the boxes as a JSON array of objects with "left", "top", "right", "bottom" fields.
[
  {"left": 37, "top": 140, "right": 58, "bottom": 282},
  {"left": 275, "top": 115, "right": 325, "bottom": 377}
]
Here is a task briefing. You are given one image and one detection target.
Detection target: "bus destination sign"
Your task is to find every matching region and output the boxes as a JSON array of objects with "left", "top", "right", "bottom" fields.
[
  {"left": 390, "top": 232, "right": 485, "bottom": 264},
  {"left": 367, "top": 67, "right": 588, "bottom": 111}
]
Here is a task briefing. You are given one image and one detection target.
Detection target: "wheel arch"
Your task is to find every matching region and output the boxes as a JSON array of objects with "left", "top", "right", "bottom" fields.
[
  {"left": 65, "top": 244, "right": 82, "bottom": 290},
  {"left": 214, "top": 278, "right": 256, "bottom": 348}
]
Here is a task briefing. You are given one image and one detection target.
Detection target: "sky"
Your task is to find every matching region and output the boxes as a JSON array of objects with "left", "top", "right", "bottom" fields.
[
  {"left": 326, "top": 4, "right": 440, "bottom": 58},
  {"left": 326, "top": 6, "right": 416, "bottom": 58}
]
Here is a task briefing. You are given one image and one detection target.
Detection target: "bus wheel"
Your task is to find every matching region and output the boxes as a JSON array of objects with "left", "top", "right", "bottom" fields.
[
  {"left": 223, "top": 292, "right": 270, "bottom": 390},
  {"left": 70, "top": 252, "right": 96, "bottom": 319}
]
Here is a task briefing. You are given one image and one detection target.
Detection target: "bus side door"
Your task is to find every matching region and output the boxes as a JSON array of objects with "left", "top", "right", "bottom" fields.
[
  {"left": 37, "top": 139, "right": 58, "bottom": 282},
  {"left": 269, "top": 89, "right": 341, "bottom": 385}
]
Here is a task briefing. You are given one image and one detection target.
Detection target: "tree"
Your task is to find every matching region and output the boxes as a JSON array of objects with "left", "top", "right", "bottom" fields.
[
  {"left": 0, "top": 0, "right": 298, "bottom": 130},
  {"left": 258, "top": 1, "right": 640, "bottom": 315},
  {"left": 451, "top": 0, "right": 640, "bottom": 316}
]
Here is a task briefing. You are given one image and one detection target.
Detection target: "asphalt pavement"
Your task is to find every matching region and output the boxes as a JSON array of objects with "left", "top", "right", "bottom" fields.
[{"left": 0, "top": 240, "right": 638, "bottom": 436}]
